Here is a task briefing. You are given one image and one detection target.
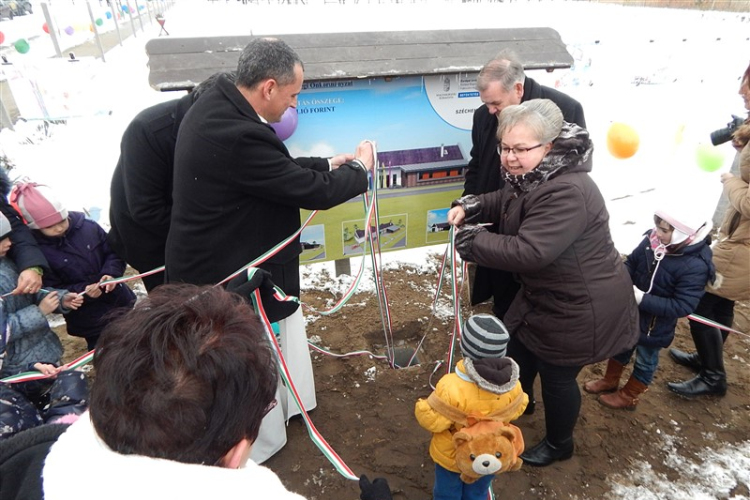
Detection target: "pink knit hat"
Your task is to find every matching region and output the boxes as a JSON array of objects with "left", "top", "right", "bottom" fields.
[{"left": 9, "top": 182, "right": 68, "bottom": 230}]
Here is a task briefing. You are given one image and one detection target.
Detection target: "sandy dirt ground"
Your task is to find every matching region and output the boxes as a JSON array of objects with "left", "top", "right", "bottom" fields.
[{"left": 57, "top": 260, "right": 750, "bottom": 499}]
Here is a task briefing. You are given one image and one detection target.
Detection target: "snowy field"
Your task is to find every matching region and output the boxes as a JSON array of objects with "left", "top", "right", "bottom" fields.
[
  {"left": 1, "top": 0, "right": 748, "bottom": 252},
  {"left": 1, "top": 1, "right": 749, "bottom": 498}
]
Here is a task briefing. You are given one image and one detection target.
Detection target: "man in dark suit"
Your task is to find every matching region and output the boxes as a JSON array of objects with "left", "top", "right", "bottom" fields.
[
  {"left": 463, "top": 49, "right": 587, "bottom": 320},
  {"left": 165, "top": 38, "right": 374, "bottom": 463},
  {"left": 107, "top": 72, "right": 231, "bottom": 292}
]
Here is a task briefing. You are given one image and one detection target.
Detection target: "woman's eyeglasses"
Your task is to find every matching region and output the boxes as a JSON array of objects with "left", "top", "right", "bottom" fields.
[{"left": 497, "top": 143, "right": 544, "bottom": 158}]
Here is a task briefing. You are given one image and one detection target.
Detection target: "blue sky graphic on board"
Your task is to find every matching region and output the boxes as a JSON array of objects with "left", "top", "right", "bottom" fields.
[{"left": 286, "top": 75, "right": 479, "bottom": 159}]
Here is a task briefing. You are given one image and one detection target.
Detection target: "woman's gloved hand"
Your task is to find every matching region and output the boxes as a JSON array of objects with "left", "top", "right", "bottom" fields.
[{"left": 454, "top": 224, "right": 488, "bottom": 263}]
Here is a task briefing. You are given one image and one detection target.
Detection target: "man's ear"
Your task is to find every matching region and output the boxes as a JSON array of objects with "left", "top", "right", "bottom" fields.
[
  {"left": 219, "top": 438, "right": 253, "bottom": 469},
  {"left": 513, "top": 82, "right": 524, "bottom": 100},
  {"left": 262, "top": 79, "right": 276, "bottom": 100}
]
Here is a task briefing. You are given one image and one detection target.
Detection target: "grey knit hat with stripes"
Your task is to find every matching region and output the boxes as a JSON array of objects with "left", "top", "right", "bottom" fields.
[{"left": 461, "top": 313, "right": 510, "bottom": 360}]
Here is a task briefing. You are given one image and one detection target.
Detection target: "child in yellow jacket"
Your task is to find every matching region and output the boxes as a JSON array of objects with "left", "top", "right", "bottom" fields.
[{"left": 415, "top": 314, "right": 528, "bottom": 500}]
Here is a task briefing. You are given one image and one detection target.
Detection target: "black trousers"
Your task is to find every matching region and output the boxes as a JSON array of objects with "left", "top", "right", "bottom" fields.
[
  {"left": 471, "top": 267, "right": 520, "bottom": 320},
  {"left": 507, "top": 336, "right": 583, "bottom": 445},
  {"left": 140, "top": 271, "right": 165, "bottom": 294},
  {"left": 689, "top": 292, "right": 735, "bottom": 343}
]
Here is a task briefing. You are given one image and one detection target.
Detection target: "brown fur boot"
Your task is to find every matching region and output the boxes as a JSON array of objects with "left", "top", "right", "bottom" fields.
[
  {"left": 583, "top": 359, "right": 625, "bottom": 394},
  {"left": 598, "top": 377, "right": 648, "bottom": 411}
]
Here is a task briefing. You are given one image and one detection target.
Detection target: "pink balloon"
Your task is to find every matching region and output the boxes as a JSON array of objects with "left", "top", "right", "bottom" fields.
[{"left": 270, "top": 107, "right": 298, "bottom": 141}]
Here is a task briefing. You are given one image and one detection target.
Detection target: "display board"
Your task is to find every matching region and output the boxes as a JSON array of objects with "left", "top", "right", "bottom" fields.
[
  {"left": 289, "top": 72, "right": 479, "bottom": 262},
  {"left": 145, "top": 28, "right": 574, "bottom": 262}
]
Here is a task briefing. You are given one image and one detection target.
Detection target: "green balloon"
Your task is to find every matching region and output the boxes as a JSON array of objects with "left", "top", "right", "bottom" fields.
[
  {"left": 695, "top": 143, "right": 725, "bottom": 172},
  {"left": 14, "top": 39, "right": 30, "bottom": 54},
  {"left": 95, "top": 18, "right": 103, "bottom": 26}
]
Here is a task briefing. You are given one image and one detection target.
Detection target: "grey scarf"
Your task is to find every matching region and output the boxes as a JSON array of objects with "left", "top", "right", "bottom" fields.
[{"left": 501, "top": 122, "right": 593, "bottom": 193}]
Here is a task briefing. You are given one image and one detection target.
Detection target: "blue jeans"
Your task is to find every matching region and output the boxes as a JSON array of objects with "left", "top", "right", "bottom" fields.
[
  {"left": 613, "top": 344, "right": 661, "bottom": 385},
  {"left": 434, "top": 463, "right": 494, "bottom": 500}
]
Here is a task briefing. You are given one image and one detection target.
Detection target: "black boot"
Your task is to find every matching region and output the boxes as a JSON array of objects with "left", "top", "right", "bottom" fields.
[
  {"left": 669, "top": 348, "right": 701, "bottom": 371},
  {"left": 668, "top": 327, "right": 726, "bottom": 398},
  {"left": 523, "top": 399, "right": 536, "bottom": 415},
  {"left": 669, "top": 322, "right": 729, "bottom": 372},
  {"left": 667, "top": 370, "right": 727, "bottom": 397},
  {"left": 519, "top": 437, "right": 573, "bottom": 467}
]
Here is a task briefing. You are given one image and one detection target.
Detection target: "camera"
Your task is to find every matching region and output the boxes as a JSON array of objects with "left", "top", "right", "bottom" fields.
[{"left": 710, "top": 115, "right": 745, "bottom": 146}]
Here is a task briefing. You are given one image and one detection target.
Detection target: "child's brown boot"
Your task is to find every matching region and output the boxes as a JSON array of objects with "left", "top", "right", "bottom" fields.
[
  {"left": 583, "top": 359, "right": 624, "bottom": 394},
  {"left": 598, "top": 376, "right": 648, "bottom": 411}
]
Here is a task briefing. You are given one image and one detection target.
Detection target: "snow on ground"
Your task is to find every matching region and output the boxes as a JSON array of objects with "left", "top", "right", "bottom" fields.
[
  {"left": 1, "top": 1, "right": 749, "bottom": 497},
  {"left": 605, "top": 437, "right": 750, "bottom": 500}
]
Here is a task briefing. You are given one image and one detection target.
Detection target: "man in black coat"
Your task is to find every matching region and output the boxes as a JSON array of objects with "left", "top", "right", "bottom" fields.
[
  {"left": 165, "top": 38, "right": 374, "bottom": 463},
  {"left": 107, "top": 72, "right": 232, "bottom": 292},
  {"left": 463, "top": 50, "right": 587, "bottom": 320}
]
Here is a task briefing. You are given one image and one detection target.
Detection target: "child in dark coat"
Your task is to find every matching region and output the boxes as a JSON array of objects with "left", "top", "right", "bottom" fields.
[
  {"left": 583, "top": 203, "right": 715, "bottom": 410},
  {"left": 0, "top": 212, "right": 88, "bottom": 438},
  {"left": 10, "top": 182, "right": 136, "bottom": 351}
]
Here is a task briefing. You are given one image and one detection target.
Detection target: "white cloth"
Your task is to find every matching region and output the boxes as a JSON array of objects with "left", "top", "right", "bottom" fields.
[
  {"left": 633, "top": 285, "right": 644, "bottom": 305},
  {"left": 42, "top": 413, "right": 306, "bottom": 500},
  {"left": 250, "top": 307, "right": 317, "bottom": 464}
]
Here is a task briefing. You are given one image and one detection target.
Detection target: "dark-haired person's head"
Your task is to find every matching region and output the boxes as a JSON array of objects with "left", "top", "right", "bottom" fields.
[
  {"left": 190, "top": 71, "right": 236, "bottom": 103},
  {"left": 90, "top": 284, "right": 277, "bottom": 468}
]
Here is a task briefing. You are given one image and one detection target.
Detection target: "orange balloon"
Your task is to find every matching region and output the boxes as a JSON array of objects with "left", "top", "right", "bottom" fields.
[{"left": 606, "top": 122, "right": 640, "bottom": 159}]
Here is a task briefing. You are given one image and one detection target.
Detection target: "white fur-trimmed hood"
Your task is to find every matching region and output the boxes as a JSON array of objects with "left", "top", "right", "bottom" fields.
[{"left": 42, "top": 412, "right": 306, "bottom": 500}]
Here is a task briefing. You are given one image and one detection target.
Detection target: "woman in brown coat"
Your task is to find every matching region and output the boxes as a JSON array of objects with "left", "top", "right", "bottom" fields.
[
  {"left": 448, "top": 99, "right": 639, "bottom": 467},
  {"left": 668, "top": 61, "right": 750, "bottom": 397}
]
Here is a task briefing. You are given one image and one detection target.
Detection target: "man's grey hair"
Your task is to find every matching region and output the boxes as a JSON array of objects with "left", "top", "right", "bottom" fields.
[
  {"left": 497, "top": 98, "right": 563, "bottom": 144},
  {"left": 477, "top": 49, "right": 525, "bottom": 92},
  {"left": 236, "top": 38, "right": 303, "bottom": 89}
]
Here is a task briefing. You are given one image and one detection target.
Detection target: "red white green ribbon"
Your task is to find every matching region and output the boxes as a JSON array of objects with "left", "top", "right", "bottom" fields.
[
  {"left": 236, "top": 187, "right": 377, "bottom": 319},
  {"left": 434, "top": 227, "right": 466, "bottom": 373},
  {"left": 302, "top": 188, "right": 378, "bottom": 317},
  {"left": 687, "top": 313, "right": 747, "bottom": 338},
  {"left": 362, "top": 160, "right": 397, "bottom": 367},
  {"left": 99, "top": 266, "right": 165, "bottom": 287},
  {"left": 215, "top": 211, "right": 320, "bottom": 287},
  {"left": 252, "top": 288, "right": 359, "bottom": 481},
  {"left": 1, "top": 349, "right": 95, "bottom": 384}
]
